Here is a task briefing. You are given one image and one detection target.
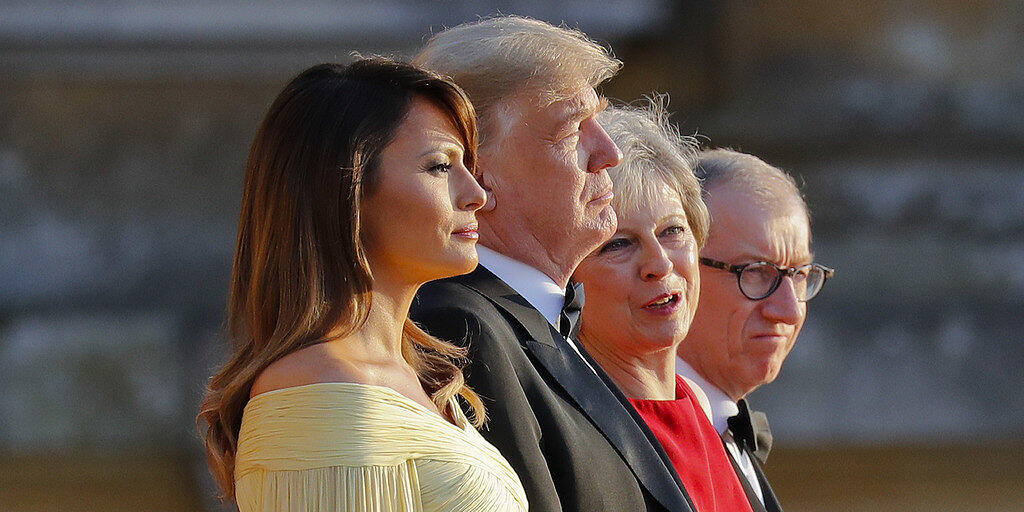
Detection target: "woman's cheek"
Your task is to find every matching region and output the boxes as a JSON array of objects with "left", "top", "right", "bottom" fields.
[
  {"left": 415, "top": 186, "right": 447, "bottom": 233},
  {"left": 597, "top": 272, "right": 628, "bottom": 318}
]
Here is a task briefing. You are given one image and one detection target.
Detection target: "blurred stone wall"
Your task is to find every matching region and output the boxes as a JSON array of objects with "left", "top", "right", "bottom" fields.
[
  {"left": 760, "top": 159, "right": 1024, "bottom": 443},
  {"left": 0, "top": 74, "right": 277, "bottom": 511}
]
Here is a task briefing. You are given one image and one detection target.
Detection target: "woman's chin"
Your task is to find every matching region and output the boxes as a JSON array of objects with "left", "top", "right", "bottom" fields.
[
  {"left": 436, "top": 252, "right": 480, "bottom": 279},
  {"left": 636, "top": 322, "right": 688, "bottom": 351}
]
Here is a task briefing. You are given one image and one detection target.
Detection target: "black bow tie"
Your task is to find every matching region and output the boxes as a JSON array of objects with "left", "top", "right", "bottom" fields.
[
  {"left": 559, "top": 281, "right": 584, "bottom": 339},
  {"left": 727, "top": 399, "right": 773, "bottom": 465}
]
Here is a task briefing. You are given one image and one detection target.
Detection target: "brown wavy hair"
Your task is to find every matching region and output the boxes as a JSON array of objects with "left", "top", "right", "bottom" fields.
[{"left": 197, "top": 58, "right": 485, "bottom": 500}]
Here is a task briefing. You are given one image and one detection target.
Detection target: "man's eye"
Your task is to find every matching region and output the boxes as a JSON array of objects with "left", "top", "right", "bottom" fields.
[
  {"left": 599, "top": 238, "right": 629, "bottom": 253},
  {"left": 557, "top": 125, "right": 582, "bottom": 142}
]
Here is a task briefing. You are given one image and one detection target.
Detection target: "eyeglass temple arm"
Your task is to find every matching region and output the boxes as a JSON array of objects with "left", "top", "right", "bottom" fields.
[{"left": 698, "top": 257, "right": 745, "bottom": 275}]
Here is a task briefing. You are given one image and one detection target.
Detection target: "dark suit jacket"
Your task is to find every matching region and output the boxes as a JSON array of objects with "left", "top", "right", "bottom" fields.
[
  {"left": 412, "top": 267, "right": 695, "bottom": 512},
  {"left": 749, "top": 448, "right": 783, "bottom": 512}
]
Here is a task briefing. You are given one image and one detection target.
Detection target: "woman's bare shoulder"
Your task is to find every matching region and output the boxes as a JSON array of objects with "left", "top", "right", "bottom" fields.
[{"left": 249, "top": 343, "right": 370, "bottom": 399}]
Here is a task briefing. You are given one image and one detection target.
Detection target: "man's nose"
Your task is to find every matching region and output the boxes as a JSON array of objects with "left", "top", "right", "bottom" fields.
[
  {"left": 761, "top": 276, "right": 803, "bottom": 325},
  {"left": 585, "top": 119, "right": 622, "bottom": 173}
]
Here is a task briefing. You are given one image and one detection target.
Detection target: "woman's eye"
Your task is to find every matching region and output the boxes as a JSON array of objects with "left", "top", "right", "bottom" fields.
[
  {"left": 661, "top": 225, "right": 687, "bottom": 237},
  {"left": 599, "top": 238, "right": 629, "bottom": 253},
  {"left": 427, "top": 162, "right": 452, "bottom": 174}
]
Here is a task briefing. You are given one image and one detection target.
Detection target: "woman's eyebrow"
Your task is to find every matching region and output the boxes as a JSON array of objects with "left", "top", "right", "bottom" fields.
[{"left": 659, "top": 213, "right": 688, "bottom": 225}]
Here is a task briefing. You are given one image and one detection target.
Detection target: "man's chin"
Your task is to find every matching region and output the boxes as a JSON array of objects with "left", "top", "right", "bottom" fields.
[
  {"left": 592, "top": 204, "right": 618, "bottom": 236},
  {"left": 579, "top": 214, "right": 617, "bottom": 248},
  {"left": 747, "top": 360, "right": 783, "bottom": 388}
]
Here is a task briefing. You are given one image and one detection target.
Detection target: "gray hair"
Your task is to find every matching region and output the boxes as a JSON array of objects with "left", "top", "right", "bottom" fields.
[
  {"left": 695, "top": 149, "right": 809, "bottom": 221},
  {"left": 413, "top": 15, "right": 621, "bottom": 145},
  {"left": 599, "top": 97, "right": 710, "bottom": 248}
]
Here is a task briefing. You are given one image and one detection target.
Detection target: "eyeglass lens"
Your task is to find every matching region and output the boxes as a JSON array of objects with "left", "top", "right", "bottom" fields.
[{"left": 738, "top": 263, "right": 826, "bottom": 301}]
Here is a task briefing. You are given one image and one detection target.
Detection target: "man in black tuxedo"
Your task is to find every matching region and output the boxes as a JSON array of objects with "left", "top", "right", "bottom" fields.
[
  {"left": 677, "top": 149, "right": 835, "bottom": 512},
  {"left": 411, "top": 16, "right": 696, "bottom": 512}
]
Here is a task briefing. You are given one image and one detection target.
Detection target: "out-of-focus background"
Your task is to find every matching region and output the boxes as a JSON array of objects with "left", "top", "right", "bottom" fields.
[{"left": 1, "top": 1, "right": 1021, "bottom": 511}]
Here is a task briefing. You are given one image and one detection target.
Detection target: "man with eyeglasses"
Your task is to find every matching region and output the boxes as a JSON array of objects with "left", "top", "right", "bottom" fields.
[{"left": 677, "top": 148, "right": 834, "bottom": 512}]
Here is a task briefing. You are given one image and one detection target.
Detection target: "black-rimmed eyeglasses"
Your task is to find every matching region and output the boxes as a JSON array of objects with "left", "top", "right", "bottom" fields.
[{"left": 699, "top": 257, "right": 835, "bottom": 302}]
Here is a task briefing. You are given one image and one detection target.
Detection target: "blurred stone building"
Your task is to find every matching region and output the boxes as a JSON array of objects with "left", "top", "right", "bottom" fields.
[{"left": 1, "top": 1, "right": 1021, "bottom": 511}]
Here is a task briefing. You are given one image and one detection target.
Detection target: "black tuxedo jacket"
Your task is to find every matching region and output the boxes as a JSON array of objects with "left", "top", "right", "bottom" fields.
[
  {"left": 751, "top": 453, "right": 783, "bottom": 512},
  {"left": 412, "top": 267, "right": 696, "bottom": 512}
]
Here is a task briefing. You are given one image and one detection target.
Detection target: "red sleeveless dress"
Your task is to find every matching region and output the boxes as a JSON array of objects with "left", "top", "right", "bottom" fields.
[{"left": 628, "top": 375, "right": 754, "bottom": 512}]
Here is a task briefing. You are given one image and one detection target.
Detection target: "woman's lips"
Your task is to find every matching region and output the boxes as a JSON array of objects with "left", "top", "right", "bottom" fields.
[
  {"left": 641, "top": 292, "right": 683, "bottom": 315},
  {"left": 452, "top": 224, "right": 479, "bottom": 240}
]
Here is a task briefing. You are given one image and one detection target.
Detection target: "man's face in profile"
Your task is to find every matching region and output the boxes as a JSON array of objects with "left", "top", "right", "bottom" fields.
[{"left": 478, "top": 86, "right": 621, "bottom": 262}]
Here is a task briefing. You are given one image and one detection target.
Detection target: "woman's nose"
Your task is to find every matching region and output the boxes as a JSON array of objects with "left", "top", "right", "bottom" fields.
[
  {"left": 455, "top": 165, "right": 487, "bottom": 211},
  {"left": 639, "top": 243, "right": 673, "bottom": 281}
]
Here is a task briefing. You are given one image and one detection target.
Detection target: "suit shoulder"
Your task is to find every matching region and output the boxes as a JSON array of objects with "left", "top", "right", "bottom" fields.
[
  {"left": 412, "top": 278, "right": 519, "bottom": 351},
  {"left": 414, "top": 277, "right": 498, "bottom": 316}
]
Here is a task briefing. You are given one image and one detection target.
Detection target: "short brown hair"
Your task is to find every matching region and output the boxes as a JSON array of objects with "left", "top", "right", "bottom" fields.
[{"left": 695, "top": 148, "right": 809, "bottom": 223}]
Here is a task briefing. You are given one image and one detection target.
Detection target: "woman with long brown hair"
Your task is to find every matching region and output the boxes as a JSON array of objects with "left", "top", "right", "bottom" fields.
[{"left": 198, "top": 59, "right": 527, "bottom": 511}]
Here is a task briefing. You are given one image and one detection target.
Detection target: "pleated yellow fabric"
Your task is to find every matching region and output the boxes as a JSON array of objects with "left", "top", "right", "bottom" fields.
[{"left": 235, "top": 383, "right": 528, "bottom": 512}]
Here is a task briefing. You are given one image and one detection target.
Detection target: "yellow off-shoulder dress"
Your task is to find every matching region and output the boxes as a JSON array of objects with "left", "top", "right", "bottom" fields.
[{"left": 234, "top": 383, "right": 528, "bottom": 512}]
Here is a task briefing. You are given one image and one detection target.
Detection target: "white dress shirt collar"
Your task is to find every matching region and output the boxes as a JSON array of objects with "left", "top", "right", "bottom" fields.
[
  {"left": 476, "top": 246, "right": 565, "bottom": 329},
  {"left": 675, "top": 357, "right": 739, "bottom": 434}
]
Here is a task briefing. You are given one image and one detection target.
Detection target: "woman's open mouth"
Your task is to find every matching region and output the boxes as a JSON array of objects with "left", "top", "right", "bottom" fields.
[{"left": 642, "top": 292, "right": 682, "bottom": 313}]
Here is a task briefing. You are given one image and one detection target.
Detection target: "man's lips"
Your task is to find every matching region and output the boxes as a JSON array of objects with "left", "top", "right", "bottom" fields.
[
  {"left": 749, "top": 333, "right": 789, "bottom": 344},
  {"left": 589, "top": 188, "right": 614, "bottom": 204}
]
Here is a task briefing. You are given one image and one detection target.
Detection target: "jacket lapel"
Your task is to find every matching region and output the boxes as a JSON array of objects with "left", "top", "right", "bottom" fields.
[
  {"left": 722, "top": 438, "right": 769, "bottom": 512},
  {"left": 749, "top": 450, "right": 783, "bottom": 512},
  {"left": 458, "top": 267, "right": 694, "bottom": 512}
]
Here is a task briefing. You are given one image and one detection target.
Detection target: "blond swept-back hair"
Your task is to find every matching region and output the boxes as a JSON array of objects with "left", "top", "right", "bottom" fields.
[
  {"left": 695, "top": 148, "right": 810, "bottom": 223},
  {"left": 599, "top": 96, "right": 710, "bottom": 248},
  {"left": 413, "top": 15, "right": 621, "bottom": 144}
]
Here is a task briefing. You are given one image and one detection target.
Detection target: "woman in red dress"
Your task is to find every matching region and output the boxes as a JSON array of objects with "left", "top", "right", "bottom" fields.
[{"left": 574, "top": 99, "right": 756, "bottom": 512}]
